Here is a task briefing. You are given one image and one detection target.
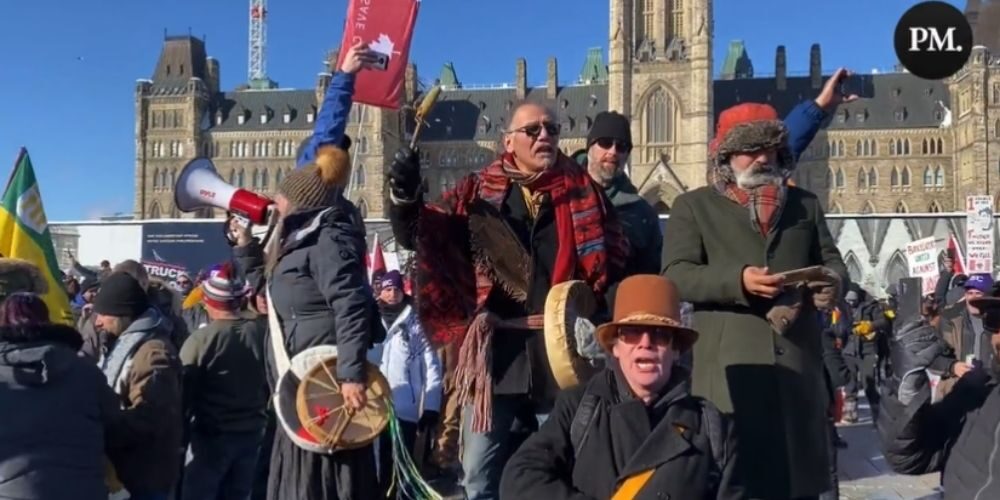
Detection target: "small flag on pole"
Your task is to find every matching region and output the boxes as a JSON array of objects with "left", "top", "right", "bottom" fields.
[
  {"left": 0, "top": 149, "right": 74, "bottom": 324},
  {"left": 367, "top": 233, "right": 387, "bottom": 284}
]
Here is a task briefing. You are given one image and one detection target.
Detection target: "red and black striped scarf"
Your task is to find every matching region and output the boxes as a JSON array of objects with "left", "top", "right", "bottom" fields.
[
  {"left": 412, "top": 152, "right": 628, "bottom": 348},
  {"left": 710, "top": 164, "right": 787, "bottom": 236}
]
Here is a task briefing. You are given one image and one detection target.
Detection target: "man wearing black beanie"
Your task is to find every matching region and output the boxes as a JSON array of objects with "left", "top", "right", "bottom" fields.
[
  {"left": 94, "top": 272, "right": 182, "bottom": 500},
  {"left": 583, "top": 111, "right": 662, "bottom": 275}
]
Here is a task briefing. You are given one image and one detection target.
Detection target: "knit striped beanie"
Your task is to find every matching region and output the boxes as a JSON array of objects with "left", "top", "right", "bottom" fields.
[{"left": 201, "top": 262, "right": 247, "bottom": 310}]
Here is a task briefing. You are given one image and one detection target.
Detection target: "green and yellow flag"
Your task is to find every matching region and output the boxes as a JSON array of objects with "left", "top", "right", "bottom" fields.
[{"left": 0, "top": 148, "right": 74, "bottom": 324}]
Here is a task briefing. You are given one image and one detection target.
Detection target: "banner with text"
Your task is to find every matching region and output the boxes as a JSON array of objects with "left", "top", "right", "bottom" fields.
[
  {"left": 141, "top": 222, "right": 231, "bottom": 292},
  {"left": 337, "top": 0, "right": 420, "bottom": 109},
  {"left": 905, "top": 236, "right": 939, "bottom": 296},
  {"left": 965, "top": 195, "right": 995, "bottom": 274}
]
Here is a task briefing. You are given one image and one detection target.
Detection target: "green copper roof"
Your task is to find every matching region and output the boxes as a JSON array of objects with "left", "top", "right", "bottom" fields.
[
  {"left": 438, "top": 62, "right": 460, "bottom": 89},
  {"left": 579, "top": 47, "right": 608, "bottom": 84},
  {"left": 720, "top": 40, "right": 753, "bottom": 80}
]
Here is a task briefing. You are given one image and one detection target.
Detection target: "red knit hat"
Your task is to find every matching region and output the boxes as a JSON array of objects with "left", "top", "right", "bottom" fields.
[{"left": 709, "top": 103, "right": 792, "bottom": 170}]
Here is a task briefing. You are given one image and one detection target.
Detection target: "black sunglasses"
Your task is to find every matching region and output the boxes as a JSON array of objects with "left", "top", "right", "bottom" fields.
[
  {"left": 618, "top": 325, "right": 674, "bottom": 346},
  {"left": 510, "top": 122, "right": 561, "bottom": 138},
  {"left": 593, "top": 137, "right": 632, "bottom": 152}
]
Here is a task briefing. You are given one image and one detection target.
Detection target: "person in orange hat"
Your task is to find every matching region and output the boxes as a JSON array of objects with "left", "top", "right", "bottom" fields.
[
  {"left": 662, "top": 93, "right": 849, "bottom": 498},
  {"left": 500, "top": 275, "right": 743, "bottom": 500}
]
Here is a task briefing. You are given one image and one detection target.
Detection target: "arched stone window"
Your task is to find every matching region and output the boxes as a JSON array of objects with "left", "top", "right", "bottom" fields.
[
  {"left": 844, "top": 251, "right": 864, "bottom": 284},
  {"left": 642, "top": 86, "right": 676, "bottom": 162},
  {"left": 885, "top": 251, "right": 909, "bottom": 286},
  {"left": 149, "top": 201, "right": 161, "bottom": 219},
  {"left": 901, "top": 166, "right": 911, "bottom": 186},
  {"left": 867, "top": 167, "right": 878, "bottom": 187}
]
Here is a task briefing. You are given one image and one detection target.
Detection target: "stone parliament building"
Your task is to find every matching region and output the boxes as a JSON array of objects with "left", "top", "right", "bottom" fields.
[{"left": 131, "top": 0, "right": 1000, "bottom": 291}]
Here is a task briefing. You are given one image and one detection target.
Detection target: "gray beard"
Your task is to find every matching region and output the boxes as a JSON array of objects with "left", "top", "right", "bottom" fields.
[
  {"left": 587, "top": 154, "right": 622, "bottom": 187},
  {"left": 734, "top": 164, "right": 783, "bottom": 189}
]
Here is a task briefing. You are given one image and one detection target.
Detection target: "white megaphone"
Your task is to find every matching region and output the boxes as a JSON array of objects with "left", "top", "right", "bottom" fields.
[{"left": 174, "top": 157, "right": 273, "bottom": 225}]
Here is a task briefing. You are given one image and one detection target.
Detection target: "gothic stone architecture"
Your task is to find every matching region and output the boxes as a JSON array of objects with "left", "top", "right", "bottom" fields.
[{"left": 135, "top": 0, "right": 1000, "bottom": 224}]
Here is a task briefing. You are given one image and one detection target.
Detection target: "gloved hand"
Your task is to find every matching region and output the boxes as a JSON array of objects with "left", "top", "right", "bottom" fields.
[
  {"left": 387, "top": 146, "right": 422, "bottom": 201},
  {"left": 574, "top": 317, "right": 605, "bottom": 362},
  {"left": 888, "top": 319, "right": 944, "bottom": 405},
  {"left": 852, "top": 320, "right": 876, "bottom": 341},
  {"left": 418, "top": 410, "right": 440, "bottom": 433}
]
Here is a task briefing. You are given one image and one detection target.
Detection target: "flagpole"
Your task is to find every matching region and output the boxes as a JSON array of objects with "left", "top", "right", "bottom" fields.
[{"left": 345, "top": 105, "right": 366, "bottom": 200}]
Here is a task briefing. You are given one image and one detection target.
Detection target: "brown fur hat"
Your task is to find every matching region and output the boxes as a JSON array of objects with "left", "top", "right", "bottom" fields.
[
  {"left": 0, "top": 258, "right": 49, "bottom": 300},
  {"left": 710, "top": 103, "right": 795, "bottom": 171}
]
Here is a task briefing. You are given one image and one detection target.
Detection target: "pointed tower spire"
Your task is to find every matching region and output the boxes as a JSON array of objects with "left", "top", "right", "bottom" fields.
[
  {"left": 578, "top": 47, "right": 608, "bottom": 84},
  {"left": 720, "top": 40, "right": 753, "bottom": 80}
]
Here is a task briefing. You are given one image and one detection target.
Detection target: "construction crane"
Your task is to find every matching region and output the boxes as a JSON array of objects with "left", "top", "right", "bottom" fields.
[{"left": 248, "top": 0, "right": 276, "bottom": 89}]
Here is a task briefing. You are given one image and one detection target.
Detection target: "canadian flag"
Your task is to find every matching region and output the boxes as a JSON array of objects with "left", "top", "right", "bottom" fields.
[
  {"left": 367, "top": 233, "right": 387, "bottom": 283},
  {"left": 948, "top": 233, "right": 966, "bottom": 275},
  {"left": 338, "top": 0, "right": 420, "bottom": 109}
]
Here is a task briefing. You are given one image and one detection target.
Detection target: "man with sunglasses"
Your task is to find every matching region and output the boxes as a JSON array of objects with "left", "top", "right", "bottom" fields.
[
  {"left": 500, "top": 275, "right": 743, "bottom": 499},
  {"left": 386, "top": 101, "right": 628, "bottom": 499},
  {"left": 583, "top": 111, "right": 662, "bottom": 276}
]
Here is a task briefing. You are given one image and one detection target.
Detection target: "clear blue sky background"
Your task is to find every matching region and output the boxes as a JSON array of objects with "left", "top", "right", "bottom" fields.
[{"left": 0, "top": 0, "right": 963, "bottom": 220}]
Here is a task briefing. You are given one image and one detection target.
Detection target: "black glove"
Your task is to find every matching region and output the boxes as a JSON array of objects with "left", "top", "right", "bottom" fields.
[
  {"left": 887, "top": 319, "right": 944, "bottom": 405},
  {"left": 387, "top": 146, "right": 422, "bottom": 201},
  {"left": 418, "top": 410, "right": 440, "bottom": 433}
]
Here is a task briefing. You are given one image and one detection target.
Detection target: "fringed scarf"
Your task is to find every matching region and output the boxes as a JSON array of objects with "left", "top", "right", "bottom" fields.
[
  {"left": 709, "top": 164, "right": 787, "bottom": 237},
  {"left": 412, "top": 152, "right": 628, "bottom": 432}
]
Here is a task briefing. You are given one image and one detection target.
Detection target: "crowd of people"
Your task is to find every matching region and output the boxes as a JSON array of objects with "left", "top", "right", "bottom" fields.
[{"left": 5, "top": 34, "right": 1000, "bottom": 500}]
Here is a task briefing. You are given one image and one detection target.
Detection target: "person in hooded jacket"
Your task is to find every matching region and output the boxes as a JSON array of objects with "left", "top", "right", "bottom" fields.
[
  {"left": 877, "top": 284, "right": 1000, "bottom": 499},
  {"left": 93, "top": 272, "right": 183, "bottom": 500},
  {"left": 231, "top": 40, "right": 384, "bottom": 500},
  {"left": 368, "top": 270, "right": 443, "bottom": 497},
  {"left": 0, "top": 282, "right": 124, "bottom": 500}
]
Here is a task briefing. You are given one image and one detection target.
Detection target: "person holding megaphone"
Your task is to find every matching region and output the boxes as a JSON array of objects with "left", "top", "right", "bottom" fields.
[{"left": 230, "top": 41, "right": 386, "bottom": 500}]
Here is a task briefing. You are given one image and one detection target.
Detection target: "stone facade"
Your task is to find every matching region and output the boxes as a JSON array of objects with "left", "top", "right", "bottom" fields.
[{"left": 135, "top": 0, "right": 1000, "bottom": 221}]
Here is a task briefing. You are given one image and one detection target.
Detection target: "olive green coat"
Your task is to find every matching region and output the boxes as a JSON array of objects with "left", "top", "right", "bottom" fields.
[{"left": 662, "top": 186, "right": 847, "bottom": 500}]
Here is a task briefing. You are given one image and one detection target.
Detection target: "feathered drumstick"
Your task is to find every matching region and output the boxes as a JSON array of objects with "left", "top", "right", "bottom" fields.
[{"left": 409, "top": 85, "right": 441, "bottom": 149}]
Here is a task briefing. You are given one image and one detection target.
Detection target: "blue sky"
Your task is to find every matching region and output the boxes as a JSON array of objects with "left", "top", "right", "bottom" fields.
[{"left": 0, "top": 0, "right": 963, "bottom": 220}]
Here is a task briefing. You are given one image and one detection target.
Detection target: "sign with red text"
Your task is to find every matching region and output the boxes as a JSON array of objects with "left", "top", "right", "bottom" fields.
[
  {"left": 337, "top": 0, "right": 420, "bottom": 109},
  {"left": 965, "top": 195, "right": 994, "bottom": 274},
  {"left": 905, "top": 236, "right": 939, "bottom": 296}
]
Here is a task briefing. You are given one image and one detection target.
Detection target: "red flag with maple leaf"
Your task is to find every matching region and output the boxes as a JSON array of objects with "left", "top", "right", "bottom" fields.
[{"left": 337, "top": 0, "right": 420, "bottom": 109}]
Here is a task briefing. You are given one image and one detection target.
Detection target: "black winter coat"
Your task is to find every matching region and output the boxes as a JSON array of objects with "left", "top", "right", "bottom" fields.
[
  {"left": 0, "top": 324, "right": 123, "bottom": 500},
  {"left": 500, "top": 366, "right": 744, "bottom": 500},
  {"left": 234, "top": 203, "right": 383, "bottom": 384},
  {"left": 879, "top": 370, "right": 1000, "bottom": 499},
  {"left": 603, "top": 174, "right": 662, "bottom": 276}
]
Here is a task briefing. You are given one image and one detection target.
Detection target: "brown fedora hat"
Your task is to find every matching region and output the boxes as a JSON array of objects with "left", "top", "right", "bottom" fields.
[{"left": 596, "top": 275, "right": 698, "bottom": 353}]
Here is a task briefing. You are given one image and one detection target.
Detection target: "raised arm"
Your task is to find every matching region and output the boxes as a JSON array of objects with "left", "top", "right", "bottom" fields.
[
  {"left": 296, "top": 41, "right": 379, "bottom": 168},
  {"left": 785, "top": 67, "right": 859, "bottom": 162},
  {"left": 783, "top": 100, "right": 825, "bottom": 162}
]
